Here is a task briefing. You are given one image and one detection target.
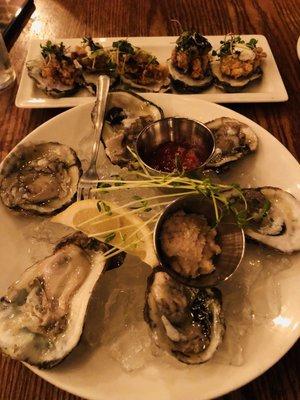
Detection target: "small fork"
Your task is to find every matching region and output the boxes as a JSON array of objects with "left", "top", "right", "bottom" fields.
[{"left": 77, "top": 75, "right": 110, "bottom": 201}]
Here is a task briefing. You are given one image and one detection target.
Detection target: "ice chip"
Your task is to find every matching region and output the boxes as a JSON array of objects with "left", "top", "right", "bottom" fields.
[
  {"left": 110, "top": 323, "right": 151, "bottom": 372},
  {"left": 249, "top": 272, "right": 281, "bottom": 319}
]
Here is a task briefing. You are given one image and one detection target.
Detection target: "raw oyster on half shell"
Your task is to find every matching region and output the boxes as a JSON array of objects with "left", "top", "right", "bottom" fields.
[
  {"left": 0, "top": 142, "right": 82, "bottom": 215},
  {"left": 205, "top": 117, "right": 258, "bottom": 169},
  {"left": 144, "top": 269, "right": 225, "bottom": 364},
  {"left": 101, "top": 90, "right": 163, "bottom": 168},
  {"left": 226, "top": 186, "right": 300, "bottom": 253},
  {"left": 0, "top": 232, "right": 125, "bottom": 368}
]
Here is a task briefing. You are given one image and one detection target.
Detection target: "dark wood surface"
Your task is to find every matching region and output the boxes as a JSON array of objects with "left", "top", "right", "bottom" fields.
[{"left": 0, "top": 0, "right": 299, "bottom": 399}]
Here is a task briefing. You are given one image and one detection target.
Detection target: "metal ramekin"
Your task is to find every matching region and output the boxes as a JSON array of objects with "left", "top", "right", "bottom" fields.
[
  {"left": 153, "top": 193, "right": 245, "bottom": 288},
  {"left": 136, "top": 117, "right": 215, "bottom": 175}
]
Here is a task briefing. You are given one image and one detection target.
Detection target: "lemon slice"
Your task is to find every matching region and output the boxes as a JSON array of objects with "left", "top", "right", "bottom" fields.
[{"left": 51, "top": 199, "right": 158, "bottom": 267}]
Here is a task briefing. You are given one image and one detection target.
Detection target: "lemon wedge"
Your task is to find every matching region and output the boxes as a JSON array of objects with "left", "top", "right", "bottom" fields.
[{"left": 51, "top": 199, "right": 158, "bottom": 267}]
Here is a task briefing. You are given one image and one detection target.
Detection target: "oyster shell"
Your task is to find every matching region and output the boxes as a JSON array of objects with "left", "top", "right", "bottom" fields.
[
  {"left": 120, "top": 74, "right": 170, "bottom": 93},
  {"left": 226, "top": 187, "right": 300, "bottom": 252},
  {"left": 0, "top": 232, "right": 125, "bottom": 368},
  {"left": 144, "top": 269, "right": 225, "bottom": 364},
  {"left": 27, "top": 59, "right": 84, "bottom": 98},
  {"left": 0, "top": 142, "right": 82, "bottom": 215},
  {"left": 211, "top": 62, "right": 262, "bottom": 92},
  {"left": 101, "top": 91, "right": 163, "bottom": 168},
  {"left": 168, "top": 60, "right": 213, "bottom": 93},
  {"left": 205, "top": 117, "right": 258, "bottom": 169}
]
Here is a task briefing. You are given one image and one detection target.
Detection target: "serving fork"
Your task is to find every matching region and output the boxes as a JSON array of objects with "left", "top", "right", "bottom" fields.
[{"left": 77, "top": 75, "right": 110, "bottom": 201}]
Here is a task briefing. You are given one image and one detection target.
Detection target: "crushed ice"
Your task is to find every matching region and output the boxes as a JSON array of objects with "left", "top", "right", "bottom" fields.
[
  {"left": 24, "top": 219, "right": 292, "bottom": 371},
  {"left": 81, "top": 242, "right": 292, "bottom": 372},
  {"left": 20, "top": 134, "right": 293, "bottom": 372}
]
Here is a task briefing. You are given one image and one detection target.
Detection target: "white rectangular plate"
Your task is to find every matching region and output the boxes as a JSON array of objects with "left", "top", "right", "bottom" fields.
[{"left": 15, "top": 35, "right": 288, "bottom": 108}]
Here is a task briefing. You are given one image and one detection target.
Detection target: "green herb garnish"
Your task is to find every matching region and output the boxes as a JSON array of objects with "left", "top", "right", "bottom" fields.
[
  {"left": 97, "top": 200, "right": 112, "bottom": 215},
  {"left": 82, "top": 37, "right": 103, "bottom": 52},
  {"left": 87, "top": 151, "right": 272, "bottom": 261},
  {"left": 40, "top": 41, "right": 66, "bottom": 59},
  {"left": 130, "top": 195, "right": 152, "bottom": 212},
  {"left": 247, "top": 38, "right": 258, "bottom": 49},
  {"left": 212, "top": 34, "right": 258, "bottom": 58},
  {"left": 112, "top": 40, "right": 135, "bottom": 54},
  {"left": 175, "top": 31, "right": 212, "bottom": 54},
  {"left": 104, "top": 232, "right": 116, "bottom": 243}
]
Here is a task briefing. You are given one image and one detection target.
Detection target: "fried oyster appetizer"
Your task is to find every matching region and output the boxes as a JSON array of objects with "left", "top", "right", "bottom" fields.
[
  {"left": 168, "top": 31, "right": 213, "bottom": 93},
  {"left": 71, "top": 37, "right": 117, "bottom": 76},
  {"left": 211, "top": 34, "right": 267, "bottom": 92},
  {"left": 110, "top": 40, "right": 170, "bottom": 92},
  {"left": 70, "top": 37, "right": 119, "bottom": 92},
  {"left": 27, "top": 41, "right": 86, "bottom": 97}
]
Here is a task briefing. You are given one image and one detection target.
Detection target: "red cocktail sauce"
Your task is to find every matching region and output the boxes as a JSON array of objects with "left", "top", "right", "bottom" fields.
[{"left": 146, "top": 141, "right": 209, "bottom": 173}]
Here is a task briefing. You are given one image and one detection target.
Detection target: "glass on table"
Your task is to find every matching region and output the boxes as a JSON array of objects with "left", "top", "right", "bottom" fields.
[{"left": 0, "top": 33, "right": 16, "bottom": 91}]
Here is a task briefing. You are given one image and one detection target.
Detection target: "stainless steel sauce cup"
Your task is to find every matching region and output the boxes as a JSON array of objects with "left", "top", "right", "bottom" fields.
[
  {"left": 136, "top": 117, "right": 215, "bottom": 175},
  {"left": 153, "top": 193, "right": 245, "bottom": 288}
]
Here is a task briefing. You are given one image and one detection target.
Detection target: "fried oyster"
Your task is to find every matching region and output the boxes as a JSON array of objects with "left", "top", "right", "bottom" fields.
[
  {"left": 168, "top": 31, "right": 213, "bottom": 93},
  {"left": 27, "top": 41, "right": 86, "bottom": 97},
  {"left": 109, "top": 40, "right": 170, "bottom": 92},
  {"left": 211, "top": 34, "right": 267, "bottom": 92}
]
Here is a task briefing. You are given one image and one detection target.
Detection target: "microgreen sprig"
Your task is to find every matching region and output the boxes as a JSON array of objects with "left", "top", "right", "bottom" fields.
[
  {"left": 82, "top": 151, "right": 270, "bottom": 262},
  {"left": 40, "top": 41, "right": 67, "bottom": 60},
  {"left": 212, "top": 33, "right": 258, "bottom": 58}
]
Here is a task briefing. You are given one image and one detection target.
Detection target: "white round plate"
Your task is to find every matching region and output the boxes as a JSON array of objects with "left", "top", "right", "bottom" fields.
[
  {"left": 0, "top": 95, "right": 299, "bottom": 400},
  {"left": 297, "top": 36, "right": 300, "bottom": 60}
]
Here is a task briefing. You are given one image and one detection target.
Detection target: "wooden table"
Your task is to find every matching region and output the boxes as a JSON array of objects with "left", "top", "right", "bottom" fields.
[{"left": 0, "top": 0, "right": 299, "bottom": 399}]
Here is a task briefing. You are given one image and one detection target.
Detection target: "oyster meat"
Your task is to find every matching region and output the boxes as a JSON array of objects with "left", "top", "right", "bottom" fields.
[
  {"left": 145, "top": 270, "right": 225, "bottom": 364},
  {"left": 27, "top": 41, "right": 85, "bottom": 98},
  {"left": 227, "top": 187, "right": 300, "bottom": 253},
  {"left": 168, "top": 31, "right": 213, "bottom": 93},
  {"left": 0, "top": 142, "right": 82, "bottom": 215},
  {"left": 101, "top": 90, "right": 163, "bottom": 168},
  {"left": 205, "top": 117, "right": 258, "bottom": 169},
  {"left": 0, "top": 232, "right": 124, "bottom": 368}
]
